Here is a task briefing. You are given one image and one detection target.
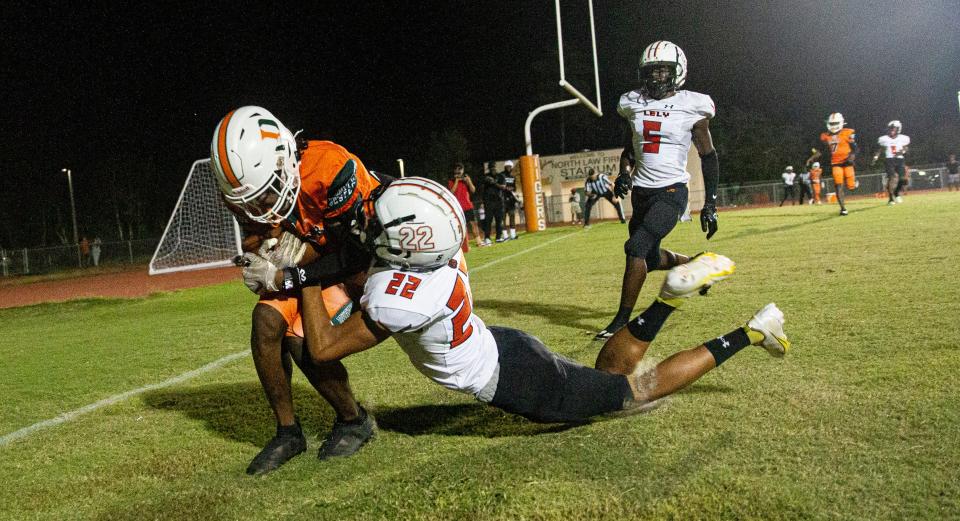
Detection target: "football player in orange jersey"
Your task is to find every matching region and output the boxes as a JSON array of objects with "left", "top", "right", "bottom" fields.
[
  {"left": 211, "top": 106, "right": 389, "bottom": 474},
  {"left": 807, "top": 161, "right": 824, "bottom": 204},
  {"left": 808, "top": 113, "right": 858, "bottom": 216}
]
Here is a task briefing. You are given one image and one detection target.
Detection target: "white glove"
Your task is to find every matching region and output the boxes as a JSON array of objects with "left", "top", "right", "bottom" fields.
[
  {"left": 258, "top": 232, "right": 307, "bottom": 269},
  {"left": 239, "top": 252, "right": 280, "bottom": 295}
]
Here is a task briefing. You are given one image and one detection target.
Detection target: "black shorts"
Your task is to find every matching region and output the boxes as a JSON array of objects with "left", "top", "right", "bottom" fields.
[
  {"left": 488, "top": 326, "right": 633, "bottom": 423},
  {"left": 627, "top": 183, "right": 688, "bottom": 268},
  {"left": 884, "top": 158, "right": 906, "bottom": 177},
  {"left": 463, "top": 208, "right": 477, "bottom": 222}
]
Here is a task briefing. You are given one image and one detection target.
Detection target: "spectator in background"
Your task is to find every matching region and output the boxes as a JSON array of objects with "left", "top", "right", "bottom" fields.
[
  {"left": 481, "top": 161, "right": 506, "bottom": 245},
  {"left": 448, "top": 163, "right": 482, "bottom": 249},
  {"left": 779, "top": 166, "right": 796, "bottom": 206},
  {"left": 797, "top": 168, "right": 813, "bottom": 205},
  {"left": 79, "top": 236, "right": 91, "bottom": 267},
  {"left": 583, "top": 168, "right": 626, "bottom": 227},
  {"left": 91, "top": 237, "right": 103, "bottom": 267},
  {"left": 947, "top": 154, "right": 959, "bottom": 191},
  {"left": 501, "top": 161, "right": 519, "bottom": 241},
  {"left": 569, "top": 188, "right": 583, "bottom": 225}
]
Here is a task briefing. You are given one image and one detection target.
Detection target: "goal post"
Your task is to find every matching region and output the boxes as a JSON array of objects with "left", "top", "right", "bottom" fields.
[
  {"left": 148, "top": 159, "right": 242, "bottom": 275},
  {"left": 521, "top": 0, "right": 602, "bottom": 233}
]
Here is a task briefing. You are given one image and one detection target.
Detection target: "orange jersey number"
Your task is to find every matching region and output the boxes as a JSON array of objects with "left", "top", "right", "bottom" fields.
[{"left": 820, "top": 128, "right": 856, "bottom": 165}]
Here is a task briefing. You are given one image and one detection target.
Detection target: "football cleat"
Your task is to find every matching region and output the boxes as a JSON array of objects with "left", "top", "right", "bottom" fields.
[
  {"left": 318, "top": 407, "right": 376, "bottom": 460},
  {"left": 895, "top": 196, "right": 903, "bottom": 203},
  {"left": 659, "top": 252, "right": 736, "bottom": 300},
  {"left": 246, "top": 419, "right": 307, "bottom": 475},
  {"left": 839, "top": 209, "right": 848, "bottom": 216},
  {"left": 747, "top": 303, "right": 790, "bottom": 357}
]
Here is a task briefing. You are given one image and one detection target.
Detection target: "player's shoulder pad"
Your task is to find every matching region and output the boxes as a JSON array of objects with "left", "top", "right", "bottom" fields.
[{"left": 679, "top": 90, "right": 715, "bottom": 118}]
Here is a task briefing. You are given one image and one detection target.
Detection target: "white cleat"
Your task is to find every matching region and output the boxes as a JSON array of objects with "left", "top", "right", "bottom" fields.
[
  {"left": 660, "top": 252, "right": 736, "bottom": 299},
  {"left": 895, "top": 195, "right": 903, "bottom": 203},
  {"left": 747, "top": 303, "right": 790, "bottom": 357}
]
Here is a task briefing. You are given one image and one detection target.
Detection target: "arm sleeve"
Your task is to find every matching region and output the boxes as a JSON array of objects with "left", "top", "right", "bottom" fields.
[{"left": 700, "top": 150, "right": 720, "bottom": 205}]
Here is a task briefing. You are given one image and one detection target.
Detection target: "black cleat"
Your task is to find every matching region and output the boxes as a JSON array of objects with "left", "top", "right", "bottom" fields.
[
  {"left": 595, "top": 320, "right": 627, "bottom": 340},
  {"left": 318, "top": 407, "right": 376, "bottom": 460},
  {"left": 246, "top": 418, "right": 307, "bottom": 475}
]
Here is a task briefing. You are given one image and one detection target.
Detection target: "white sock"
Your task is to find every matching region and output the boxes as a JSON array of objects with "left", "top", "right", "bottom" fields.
[{"left": 509, "top": 228, "right": 516, "bottom": 238}]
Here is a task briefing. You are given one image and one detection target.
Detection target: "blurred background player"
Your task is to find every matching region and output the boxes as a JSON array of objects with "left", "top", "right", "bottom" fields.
[
  {"left": 447, "top": 162, "right": 482, "bottom": 249},
  {"left": 480, "top": 161, "right": 506, "bottom": 245},
  {"left": 598, "top": 40, "right": 721, "bottom": 339},
  {"left": 285, "top": 178, "right": 790, "bottom": 425},
  {"left": 797, "top": 166, "right": 813, "bottom": 204},
  {"left": 947, "top": 154, "right": 959, "bottom": 191},
  {"left": 805, "top": 160, "right": 824, "bottom": 204},
  {"left": 809, "top": 113, "right": 858, "bottom": 216},
  {"left": 501, "top": 160, "right": 520, "bottom": 240},
  {"left": 211, "top": 106, "right": 379, "bottom": 474},
  {"left": 779, "top": 166, "right": 796, "bottom": 206},
  {"left": 583, "top": 168, "right": 626, "bottom": 227},
  {"left": 871, "top": 120, "right": 910, "bottom": 205}
]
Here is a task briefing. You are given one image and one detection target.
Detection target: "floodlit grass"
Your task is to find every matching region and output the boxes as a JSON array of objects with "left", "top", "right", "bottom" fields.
[{"left": 1, "top": 192, "right": 959, "bottom": 520}]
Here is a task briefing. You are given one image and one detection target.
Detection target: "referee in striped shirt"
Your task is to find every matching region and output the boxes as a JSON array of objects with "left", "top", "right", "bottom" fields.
[{"left": 583, "top": 168, "right": 626, "bottom": 226}]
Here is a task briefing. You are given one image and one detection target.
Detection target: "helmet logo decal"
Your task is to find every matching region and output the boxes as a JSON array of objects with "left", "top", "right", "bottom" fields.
[
  {"left": 257, "top": 119, "right": 280, "bottom": 140},
  {"left": 399, "top": 225, "right": 436, "bottom": 250}
]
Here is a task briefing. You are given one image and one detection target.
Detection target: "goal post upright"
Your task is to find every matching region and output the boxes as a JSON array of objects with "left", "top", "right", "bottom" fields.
[{"left": 520, "top": 0, "right": 602, "bottom": 232}]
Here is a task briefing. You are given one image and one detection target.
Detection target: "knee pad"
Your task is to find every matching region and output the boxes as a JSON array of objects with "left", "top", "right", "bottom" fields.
[{"left": 624, "top": 226, "right": 658, "bottom": 262}]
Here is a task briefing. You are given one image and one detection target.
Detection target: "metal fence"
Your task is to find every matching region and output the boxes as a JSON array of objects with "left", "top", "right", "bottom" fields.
[{"left": 1, "top": 239, "right": 160, "bottom": 277}]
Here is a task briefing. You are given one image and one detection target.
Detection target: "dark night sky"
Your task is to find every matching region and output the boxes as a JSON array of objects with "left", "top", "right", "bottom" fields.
[{"left": 3, "top": 0, "right": 959, "bottom": 240}]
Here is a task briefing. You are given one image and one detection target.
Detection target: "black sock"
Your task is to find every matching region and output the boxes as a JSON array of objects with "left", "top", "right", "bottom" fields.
[
  {"left": 704, "top": 328, "right": 751, "bottom": 366},
  {"left": 612, "top": 305, "right": 633, "bottom": 326},
  {"left": 625, "top": 300, "right": 675, "bottom": 341}
]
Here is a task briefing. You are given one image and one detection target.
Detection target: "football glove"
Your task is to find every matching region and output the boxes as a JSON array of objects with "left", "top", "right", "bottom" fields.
[
  {"left": 258, "top": 231, "right": 307, "bottom": 269},
  {"left": 700, "top": 204, "right": 718, "bottom": 240},
  {"left": 238, "top": 252, "right": 280, "bottom": 295},
  {"left": 613, "top": 173, "right": 632, "bottom": 198}
]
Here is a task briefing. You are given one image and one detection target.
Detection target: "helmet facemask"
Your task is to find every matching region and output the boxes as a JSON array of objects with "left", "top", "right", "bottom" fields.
[{"left": 639, "top": 63, "right": 680, "bottom": 99}]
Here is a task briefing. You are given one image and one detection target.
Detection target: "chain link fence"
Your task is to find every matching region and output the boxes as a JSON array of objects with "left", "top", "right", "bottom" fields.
[{"left": 1, "top": 239, "right": 159, "bottom": 277}]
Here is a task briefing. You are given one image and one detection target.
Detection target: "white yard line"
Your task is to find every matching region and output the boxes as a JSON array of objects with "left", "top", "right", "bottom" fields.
[
  {"left": 0, "top": 351, "right": 248, "bottom": 447},
  {"left": 1, "top": 228, "right": 584, "bottom": 446}
]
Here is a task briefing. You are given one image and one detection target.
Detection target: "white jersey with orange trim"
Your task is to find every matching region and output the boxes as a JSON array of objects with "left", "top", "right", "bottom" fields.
[
  {"left": 360, "top": 253, "right": 498, "bottom": 397},
  {"left": 877, "top": 134, "right": 910, "bottom": 159},
  {"left": 617, "top": 89, "right": 715, "bottom": 189}
]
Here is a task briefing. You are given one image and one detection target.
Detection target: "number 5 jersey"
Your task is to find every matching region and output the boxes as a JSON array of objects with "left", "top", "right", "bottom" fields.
[{"left": 617, "top": 89, "right": 715, "bottom": 189}]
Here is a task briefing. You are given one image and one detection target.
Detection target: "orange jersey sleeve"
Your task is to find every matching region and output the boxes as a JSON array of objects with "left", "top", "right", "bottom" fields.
[
  {"left": 294, "top": 141, "right": 381, "bottom": 244},
  {"left": 820, "top": 129, "right": 856, "bottom": 165}
]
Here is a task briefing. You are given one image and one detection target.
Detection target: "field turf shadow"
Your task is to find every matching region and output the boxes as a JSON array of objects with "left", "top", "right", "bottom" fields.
[
  {"left": 142, "top": 382, "right": 338, "bottom": 445},
  {"left": 476, "top": 299, "right": 609, "bottom": 332},
  {"left": 374, "top": 403, "right": 580, "bottom": 437}
]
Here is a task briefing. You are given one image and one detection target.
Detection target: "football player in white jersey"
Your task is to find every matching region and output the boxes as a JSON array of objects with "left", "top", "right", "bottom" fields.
[
  {"left": 871, "top": 120, "right": 911, "bottom": 204},
  {"left": 250, "top": 178, "right": 791, "bottom": 425},
  {"left": 597, "top": 41, "right": 721, "bottom": 340}
]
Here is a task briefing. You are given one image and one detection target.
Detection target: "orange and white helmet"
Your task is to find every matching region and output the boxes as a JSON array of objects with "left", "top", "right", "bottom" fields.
[
  {"left": 826, "top": 113, "right": 845, "bottom": 134},
  {"left": 210, "top": 106, "right": 301, "bottom": 224},
  {"left": 369, "top": 177, "right": 465, "bottom": 271},
  {"left": 887, "top": 120, "right": 902, "bottom": 134}
]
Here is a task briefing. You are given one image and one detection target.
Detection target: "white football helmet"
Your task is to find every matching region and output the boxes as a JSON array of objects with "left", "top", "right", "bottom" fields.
[
  {"left": 369, "top": 177, "right": 465, "bottom": 271},
  {"left": 888, "top": 120, "right": 902, "bottom": 133},
  {"left": 826, "top": 113, "right": 845, "bottom": 134},
  {"left": 812, "top": 162, "right": 820, "bottom": 169},
  {"left": 210, "top": 106, "right": 301, "bottom": 224},
  {"left": 639, "top": 40, "right": 687, "bottom": 98},
  {"left": 785, "top": 166, "right": 794, "bottom": 172}
]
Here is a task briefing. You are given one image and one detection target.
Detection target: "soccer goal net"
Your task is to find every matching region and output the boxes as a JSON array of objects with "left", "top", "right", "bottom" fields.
[{"left": 148, "top": 159, "right": 242, "bottom": 275}]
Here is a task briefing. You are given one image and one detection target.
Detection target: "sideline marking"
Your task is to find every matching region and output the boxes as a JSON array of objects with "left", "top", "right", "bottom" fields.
[
  {"left": 0, "top": 227, "right": 584, "bottom": 446},
  {"left": 0, "top": 351, "right": 248, "bottom": 447}
]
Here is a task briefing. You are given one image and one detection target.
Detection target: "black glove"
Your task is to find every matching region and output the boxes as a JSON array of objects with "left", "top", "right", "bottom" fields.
[
  {"left": 613, "top": 173, "right": 632, "bottom": 198},
  {"left": 700, "top": 204, "right": 718, "bottom": 240}
]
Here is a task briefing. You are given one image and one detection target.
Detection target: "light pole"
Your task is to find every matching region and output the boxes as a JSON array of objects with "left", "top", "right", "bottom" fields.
[{"left": 62, "top": 168, "right": 78, "bottom": 245}]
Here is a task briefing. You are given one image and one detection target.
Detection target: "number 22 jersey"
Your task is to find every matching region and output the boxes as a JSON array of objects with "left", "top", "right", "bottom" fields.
[
  {"left": 360, "top": 253, "right": 499, "bottom": 398},
  {"left": 617, "top": 89, "right": 715, "bottom": 189}
]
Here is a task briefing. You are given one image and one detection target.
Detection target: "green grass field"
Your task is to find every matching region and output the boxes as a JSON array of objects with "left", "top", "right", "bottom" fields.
[{"left": 2, "top": 192, "right": 959, "bottom": 520}]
